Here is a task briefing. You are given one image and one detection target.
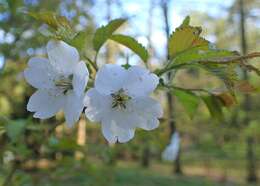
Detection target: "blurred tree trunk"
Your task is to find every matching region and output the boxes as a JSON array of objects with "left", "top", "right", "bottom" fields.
[
  {"left": 238, "top": 0, "right": 258, "bottom": 183},
  {"left": 141, "top": 143, "right": 151, "bottom": 168},
  {"left": 161, "top": 0, "right": 182, "bottom": 175},
  {"left": 140, "top": 0, "right": 155, "bottom": 168}
]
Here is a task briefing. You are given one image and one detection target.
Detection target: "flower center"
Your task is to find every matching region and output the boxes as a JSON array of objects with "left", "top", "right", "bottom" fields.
[
  {"left": 55, "top": 74, "right": 73, "bottom": 95},
  {"left": 111, "top": 89, "right": 131, "bottom": 110}
]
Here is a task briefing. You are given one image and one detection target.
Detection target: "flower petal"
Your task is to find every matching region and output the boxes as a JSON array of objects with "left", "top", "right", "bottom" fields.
[
  {"left": 131, "top": 97, "right": 163, "bottom": 130},
  {"left": 84, "top": 88, "right": 112, "bottom": 122},
  {"left": 64, "top": 92, "right": 85, "bottom": 127},
  {"left": 95, "top": 64, "right": 127, "bottom": 95},
  {"left": 47, "top": 40, "right": 79, "bottom": 75},
  {"left": 101, "top": 121, "right": 135, "bottom": 144},
  {"left": 72, "top": 61, "right": 89, "bottom": 96},
  {"left": 24, "top": 57, "right": 56, "bottom": 89},
  {"left": 123, "top": 66, "right": 159, "bottom": 97},
  {"left": 27, "top": 90, "right": 64, "bottom": 119}
]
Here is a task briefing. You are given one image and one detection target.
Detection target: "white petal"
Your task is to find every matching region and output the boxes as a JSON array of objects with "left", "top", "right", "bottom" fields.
[
  {"left": 27, "top": 90, "right": 64, "bottom": 119},
  {"left": 72, "top": 61, "right": 89, "bottom": 96},
  {"left": 101, "top": 120, "right": 135, "bottom": 144},
  {"left": 131, "top": 97, "right": 163, "bottom": 130},
  {"left": 84, "top": 88, "right": 111, "bottom": 122},
  {"left": 123, "top": 66, "right": 159, "bottom": 98},
  {"left": 24, "top": 57, "right": 56, "bottom": 89},
  {"left": 64, "top": 92, "right": 85, "bottom": 127},
  {"left": 162, "top": 132, "right": 180, "bottom": 162},
  {"left": 95, "top": 64, "right": 127, "bottom": 95},
  {"left": 47, "top": 40, "right": 79, "bottom": 75}
]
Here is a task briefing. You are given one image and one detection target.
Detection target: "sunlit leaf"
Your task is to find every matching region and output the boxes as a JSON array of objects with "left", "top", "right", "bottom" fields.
[
  {"left": 168, "top": 17, "right": 209, "bottom": 59},
  {"left": 173, "top": 88, "right": 200, "bottom": 119},
  {"left": 109, "top": 34, "right": 149, "bottom": 62},
  {"left": 93, "top": 18, "right": 127, "bottom": 52}
]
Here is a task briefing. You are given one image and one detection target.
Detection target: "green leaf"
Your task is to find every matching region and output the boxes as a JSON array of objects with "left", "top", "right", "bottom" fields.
[
  {"left": 172, "top": 48, "right": 237, "bottom": 66},
  {"left": 93, "top": 19, "right": 127, "bottom": 52},
  {"left": 202, "top": 95, "right": 224, "bottom": 122},
  {"left": 28, "top": 11, "right": 76, "bottom": 42},
  {"left": 168, "top": 48, "right": 240, "bottom": 93},
  {"left": 28, "top": 12, "right": 71, "bottom": 30},
  {"left": 173, "top": 88, "right": 200, "bottom": 119},
  {"left": 6, "top": 120, "right": 26, "bottom": 142},
  {"left": 109, "top": 34, "right": 149, "bottom": 62},
  {"left": 168, "top": 17, "right": 209, "bottom": 59},
  {"left": 180, "top": 16, "right": 190, "bottom": 28},
  {"left": 68, "top": 31, "right": 87, "bottom": 50}
]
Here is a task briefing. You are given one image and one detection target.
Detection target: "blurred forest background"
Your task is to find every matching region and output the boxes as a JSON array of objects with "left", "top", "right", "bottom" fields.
[{"left": 0, "top": 0, "right": 259, "bottom": 185}]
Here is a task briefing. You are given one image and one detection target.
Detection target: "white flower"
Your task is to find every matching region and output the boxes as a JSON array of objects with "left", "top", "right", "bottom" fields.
[
  {"left": 162, "top": 132, "right": 180, "bottom": 162},
  {"left": 24, "top": 40, "right": 89, "bottom": 126},
  {"left": 84, "top": 64, "right": 163, "bottom": 143}
]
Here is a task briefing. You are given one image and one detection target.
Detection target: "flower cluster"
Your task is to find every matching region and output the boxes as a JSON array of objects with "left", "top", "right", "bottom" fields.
[{"left": 24, "top": 40, "right": 163, "bottom": 143}]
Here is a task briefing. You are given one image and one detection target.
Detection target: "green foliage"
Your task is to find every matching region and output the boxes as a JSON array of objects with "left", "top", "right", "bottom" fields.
[
  {"left": 93, "top": 18, "right": 127, "bottom": 52},
  {"left": 173, "top": 89, "right": 200, "bottom": 119},
  {"left": 28, "top": 12, "right": 76, "bottom": 42},
  {"left": 109, "top": 34, "right": 149, "bottom": 63},
  {"left": 168, "top": 17, "right": 209, "bottom": 59},
  {"left": 6, "top": 119, "right": 26, "bottom": 143},
  {"left": 201, "top": 95, "right": 224, "bottom": 122}
]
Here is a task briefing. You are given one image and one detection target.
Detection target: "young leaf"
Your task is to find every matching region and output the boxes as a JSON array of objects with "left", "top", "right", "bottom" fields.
[
  {"left": 168, "top": 19, "right": 209, "bottom": 59},
  {"left": 93, "top": 19, "right": 127, "bottom": 52},
  {"left": 171, "top": 48, "right": 238, "bottom": 66},
  {"left": 173, "top": 88, "right": 200, "bottom": 119},
  {"left": 180, "top": 16, "right": 190, "bottom": 28},
  {"left": 28, "top": 11, "right": 76, "bottom": 42},
  {"left": 28, "top": 12, "right": 71, "bottom": 30},
  {"left": 167, "top": 48, "right": 240, "bottom": 94},
  {"left": 202, "top": 95, "right": 224, "bottom": 122},
  {"left": 109, "top": 34, "right": 149, "bottom": 63}
]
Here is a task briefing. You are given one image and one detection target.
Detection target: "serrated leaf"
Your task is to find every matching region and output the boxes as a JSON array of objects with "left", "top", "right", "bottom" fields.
[
  {"left": 109, "top": 34, "right": 149, "bottom": 62},
  {"left": 173, "top": 88, "right": 200, "bottom": 119},
  {"left": 168, "top": 19, "right": 209, "bottom": 59},
  {"left": 93, "top": 19, "right": 127, "bottom": 52},
  {"left": 202, "top": 95, "right": 224, "bottom": 122}
]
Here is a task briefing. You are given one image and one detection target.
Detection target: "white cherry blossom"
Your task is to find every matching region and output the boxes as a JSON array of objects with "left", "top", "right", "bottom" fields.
[
  {"left": 162, "top": 132, "right": 180, "bottom": 162},
  {"left": 24, "top": 40, "right": 89, "bottom": 127},
  {"left": 84, "top": 64, "right": 163, "bottom": 143}
]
